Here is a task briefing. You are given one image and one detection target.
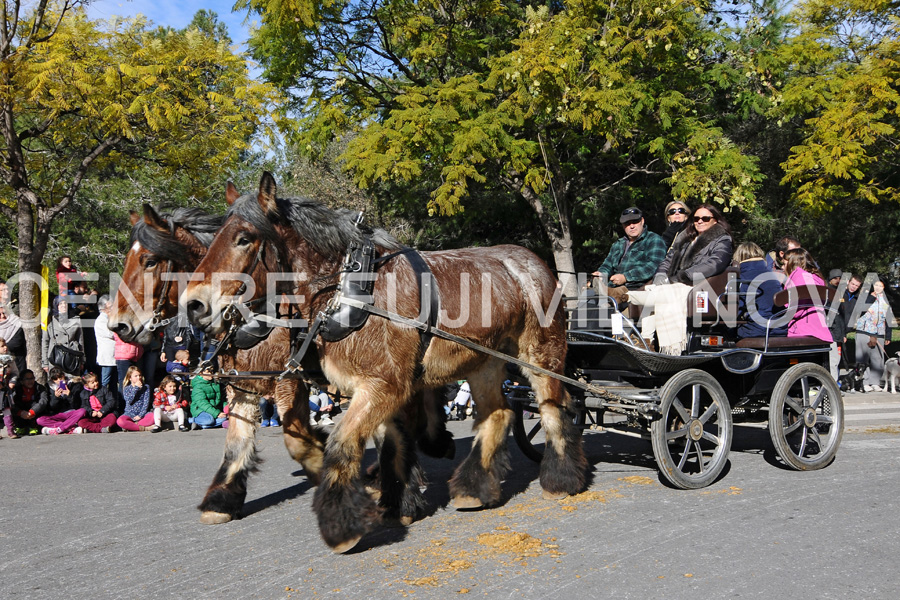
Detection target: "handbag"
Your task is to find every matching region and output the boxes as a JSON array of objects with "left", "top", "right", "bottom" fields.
[{"left": 50, "top": 344, "right": 84, "bottom": 373}]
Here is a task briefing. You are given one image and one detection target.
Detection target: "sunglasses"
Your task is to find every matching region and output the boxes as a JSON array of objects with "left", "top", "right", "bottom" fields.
[
  {"left": 667, "top": 208, "right": 687, "bottom": 215},
  {"left": 693, "top": 215, "right": 714, "bottom": 223}
]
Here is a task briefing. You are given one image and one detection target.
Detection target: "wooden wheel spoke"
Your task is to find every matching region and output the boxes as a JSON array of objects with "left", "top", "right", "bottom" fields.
[
  {"left": 691, "top": 385, "right": 701, "bottom": 419},
  {"left": 699, "top": 403, "right": 718, "bottom": 425},
  {"left": 693, "top": 441, "right": 706, "bottom": 472},
  {"left": 784, "top": 396, "right": 804, "bottom": 415},
  {"left": 817, "top": 414, "right": 834, "bottom": 425},
  {"left": 784, "top": 419, "right": 804, "bottom": 435},
  {"left": 799, "top": 426, "right": 809, "bottom": 457},
  {"left": 666, "top": 427, "right": 689, "bottom": 441},
  {"left": 673, "top": 398, "right": 691, "bottom": 423},
  {"left": 701, "top": 431, "right": 721, "bottom": 446},
  {"left": 676, "top": 438, "right": 691, "bottom": 470},
  {"left": 809, "top": 386, "right": 826, "bottom": 410}
]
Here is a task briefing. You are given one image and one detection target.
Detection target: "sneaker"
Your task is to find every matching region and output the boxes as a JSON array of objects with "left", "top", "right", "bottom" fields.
[
  {"left": 319, "top": 415, "right": 335, "bottom": 426},
  {"left": 28, "top": 428, "right": 40, "bottom": 436},
  {"left": 260, "top": 419, "right": 270, "bottom": 427},
  {"left": 72, "top": 427, "right": 84, "bottom": 434},
  {"left": 100, "top": 427, "right": 110, "bottom": 433},
  {"left": 150, "top": 425, "right": 162, "bottom": 433},
  {"left": 310, "top": 416, "right": 318, "bottom": 426},
  {"left": 872, "top": 385, "right": 883, "bottom": 392},
  {"left": 864, "top": 385, "right": 874, "bottom": 392},
  {"left": 191, "top": 423, "right": 201, "bottom": 431},
  {"left": 178, "top": 425, "right": 189, "bottom": 432},
  {"left": 41, "top": 427, "right": 51, "bottom": 435},
  {"left": 43, "top": 427, "right": 62, "bottom": 435},
  {"left": 270, "top": 415, "right": 280, "bottom": 426},
  {"left": 14, "top": 427, "right": 29, "bottom": 437}
]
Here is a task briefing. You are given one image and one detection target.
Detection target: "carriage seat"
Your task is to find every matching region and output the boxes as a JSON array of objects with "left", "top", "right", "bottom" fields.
[{"left": 686, "top": 267, "right": 740, "bottom": 327}]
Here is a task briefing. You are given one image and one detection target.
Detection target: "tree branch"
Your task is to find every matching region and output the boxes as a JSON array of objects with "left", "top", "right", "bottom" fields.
[{"left": 43, "top": 135, "right": 121, "bottom": 223}]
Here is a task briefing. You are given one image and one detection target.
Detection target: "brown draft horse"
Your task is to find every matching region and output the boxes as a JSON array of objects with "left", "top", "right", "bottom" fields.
[
  {"left": 107, "top": 205, "right": 328, "bottom": 524},
  {"left": 182, "top": 173, "right": 588, "bottom": 552}
]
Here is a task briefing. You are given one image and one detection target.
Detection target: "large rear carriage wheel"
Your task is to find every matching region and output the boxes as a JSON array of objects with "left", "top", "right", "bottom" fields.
[
  {"left": 768, "top": 362, "right": 843, "bottom": 470},
  {"left": 650, "top": 369, "right": 732, "bottom": 489}
]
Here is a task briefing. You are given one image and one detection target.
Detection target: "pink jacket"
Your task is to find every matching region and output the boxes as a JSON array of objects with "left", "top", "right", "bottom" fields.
[
  {"left": 784, "top": 268, "right": 833, "bottom": 342},
  {"left": 114, "top": 334, "right": 144, "bottom": 361}
]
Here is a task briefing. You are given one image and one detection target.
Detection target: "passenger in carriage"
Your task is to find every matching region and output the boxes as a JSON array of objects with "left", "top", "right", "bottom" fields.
[
  {"left": 660, "top": 201, "right": 690, "bottom": 250},
  {"left": 590, "top": 207, "right": 667, "bottom": 308},
  {"left": 781, "top": 248, "right": 833, "bottom": 343},
  {"left": 628, "top": 204, "right": 733, "bottom": 355},
  {"left": 733, "top": 242, "right": 787, "bottom": 339}
]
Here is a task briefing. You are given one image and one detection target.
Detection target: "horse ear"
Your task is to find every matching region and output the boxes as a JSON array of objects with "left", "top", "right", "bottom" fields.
[
  {"left": 257, "top": 171, "right": 278, "bottom": 217},
  {"left": 129, "top": 210, "right": 141, "bottom": 226},
  {"left": 225, "top": 181, "right": 240, "bottom": 206},
  {"left": 142, "top": 204, "right": 168, "bottom": 233}
]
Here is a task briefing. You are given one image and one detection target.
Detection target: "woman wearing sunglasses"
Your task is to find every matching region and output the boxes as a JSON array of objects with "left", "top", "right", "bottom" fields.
[
  {"left": 628, "top": 204, "right": 733, "bottom": 354},
  {"left": 661, "top": 201, "right": 690, "bottom": 249}
]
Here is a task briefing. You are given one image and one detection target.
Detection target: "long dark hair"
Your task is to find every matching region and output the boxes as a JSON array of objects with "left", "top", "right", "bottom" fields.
[{"left": 686, "top": 204, "right": 731, "bottom": 242}]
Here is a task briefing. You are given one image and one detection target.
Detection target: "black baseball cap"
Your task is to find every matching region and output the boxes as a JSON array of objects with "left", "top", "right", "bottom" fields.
[{"left": 620, "top": 207, "right": 643, "bottom": 224}]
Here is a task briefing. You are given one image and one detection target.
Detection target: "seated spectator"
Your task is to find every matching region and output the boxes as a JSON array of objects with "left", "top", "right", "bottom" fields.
[
  {"left": 765, "top": 236, "right": 800, "bottom": 274},
  {"left": 36, "top": 368, "right": 86, "bottom": 435},
  {"left": 591, "top": 207, "right": 667, "bottom": 307},
  {"left": 151, "top": 375, "right": 189, "bottom": 432},
  {"left": 42, "top": 296, "right": 85, "bottom": 378},
  {"left": 733, "top": 242, "right": 787, "bottom": 339},
  {"left": 661, "top": 201, "right": 690, "bottom": 249},
  {"left": 116, "top": 366, "right": 154, "bottom": 432},
  {"left": 629, "top": 204, "right": 734, "bottom": 354},
  {"left": 259, "top": 395, "right": 280, "bottom": 427},
  {"left": 309, "top": 385, "right": 335, "bottom": 426},
  {"left": 190, "top": 365, "right": 227, "bottom": 429},
  {"left": 0, "top": 337, "right": 17, "bottom": 438},
  {"left": 782, "top": 248, "right": 833, "bottom": 343},
  {"left": 10, "top": 369, "right": 52, "bottom": 436},
  {"left": 75, "top": 372, "right": 118, "bottom": 433},
  {"left": 167, "top": 349, "right": 191, "bottom": 386},
  {"left": 854, "top": 278, "right": 893, "bottom": 392}
]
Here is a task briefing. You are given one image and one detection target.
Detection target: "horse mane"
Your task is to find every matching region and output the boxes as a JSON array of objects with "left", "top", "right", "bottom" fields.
[
  {"left": 228, "top": 193, "right": 402, "bottom": 260},
  {"left": 130, "top": 207, "right": 225, "bottom": 264}
]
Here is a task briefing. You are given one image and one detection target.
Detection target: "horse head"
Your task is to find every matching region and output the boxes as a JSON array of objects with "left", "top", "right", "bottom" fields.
[{"left": 108, "top": 204, "right": 221, "bottom": 344}]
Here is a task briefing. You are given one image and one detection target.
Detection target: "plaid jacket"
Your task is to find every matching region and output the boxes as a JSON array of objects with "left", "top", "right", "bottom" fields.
[{"left": 597, "top": 229, "right": 667, "bottom": 288}]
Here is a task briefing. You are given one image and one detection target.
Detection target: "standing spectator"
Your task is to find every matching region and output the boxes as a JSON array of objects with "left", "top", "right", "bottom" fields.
[
  {"left": 114, "top": 332, "right": 144, "bottom": 396},
  {"left": 733, "top": 242, "right": 787, "bottom": 339},
  {"left": 190, "top": 366, "right": 227, "bottom": 429},
  {"left": 826, "top": 269, "right": 848, "bottom": 382},
  {"left": 1, "top": 338, "right": 19, "bottom": 438},
  {"left": 75, "top": 372, "right": 118, "bottom": 433},
  {"left": 150, "top": 375, "right": 189, "bottom": 432},
  {"left": 55, "top": 255, "right": 84, "bottom": 295},
  {"left": 94, "top": 296, "right": 117, "bottom": 390},
  {"left": 781, "top": 249, "right": 832, "bottom": 343},
  {"left": 661, "top": 201, "right": 690, "bottom": 249},
  {"left": 591, "top": 207, "right": 667, "bottom": 307},
  {"left": 42, "top": 297, "right": 85, "bottom": 379},
  {"left": 765, "top": 237, "right": 801, "bottom": 274},
  {"left": 838, "top": 274, "right": 864, "bottom": 343},
  {"left": 10, "top": 369, "right": 53, "bottom": 436},
  {"left": 452, "top": 380, "right": 473, "bottom": 421},
  {"left": 855, "top": 279, "right": 893, "bottom": 392},
  {"left": 115, "top": 366, "right": 154, "bottom": 432},
  {"left": 0, "top": 304, "right": 27, "bottom": 375},
  {"left": 36, "top": 368, "right": 85, "bottom": 435}
]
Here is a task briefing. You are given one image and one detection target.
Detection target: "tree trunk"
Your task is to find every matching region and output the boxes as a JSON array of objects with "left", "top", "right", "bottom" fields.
[
  {"left": 515, "top": 184, "right": 580, "bottom": 298},
  {"left": 15, "top": 195, "right": 46, "bottom": 374}
]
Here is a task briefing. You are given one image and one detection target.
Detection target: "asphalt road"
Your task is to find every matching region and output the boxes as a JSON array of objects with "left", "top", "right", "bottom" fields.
[{"left": 3, "top": 395, "right": 899, "bottom": 600}]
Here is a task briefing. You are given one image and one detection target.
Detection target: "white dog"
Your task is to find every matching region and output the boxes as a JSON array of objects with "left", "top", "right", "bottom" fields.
[{"left": 881, "top": 358, "right": 900, "bottom": 394}]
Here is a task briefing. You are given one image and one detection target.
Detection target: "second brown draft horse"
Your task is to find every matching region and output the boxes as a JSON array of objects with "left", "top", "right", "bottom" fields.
[
  {"left": 182, "top": 173, "right": 588, "bottom": 552},
  {"left": 107, "top": 205, "right": 327, "bottom": 524}
]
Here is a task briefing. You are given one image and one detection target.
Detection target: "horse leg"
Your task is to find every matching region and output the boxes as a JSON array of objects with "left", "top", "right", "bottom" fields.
[
  {"left": 414, "top": 388, "right": 455, "bottom": 460},
  {"left": 528, "top": 373, "right": 588, "bottom": 499},
  {"left": 448, "top": 359, "right": 512, "bottom": 509},
  {"left": 377, "top": 417, "right": 429, "bottom": 526},
  {"left": 198, "top": 393, "right": 261, "bottom": 524},
  {"left": 312, "top": 386, "right": 395, "bottom": 553},
  {"left": 277, "top": 380, "right": 328, "bottom": 485}
]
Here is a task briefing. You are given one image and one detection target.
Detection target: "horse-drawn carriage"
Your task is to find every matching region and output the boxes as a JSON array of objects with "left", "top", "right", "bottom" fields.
[{"left": 507, "top": 275, "right": 844, "bottom": 490}]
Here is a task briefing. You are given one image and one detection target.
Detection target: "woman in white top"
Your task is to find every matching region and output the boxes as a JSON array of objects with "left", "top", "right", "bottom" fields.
[{"left": 93, "top": 296, "right": 117, "bottom": 389}]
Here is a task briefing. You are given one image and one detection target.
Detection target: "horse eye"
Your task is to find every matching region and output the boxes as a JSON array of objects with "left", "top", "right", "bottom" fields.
[
  {"left": 236, "top": 236, "right": 252, "bottom": 247},
  {"left": 144, "top": 258, "right": 158, "bottom": 269}
]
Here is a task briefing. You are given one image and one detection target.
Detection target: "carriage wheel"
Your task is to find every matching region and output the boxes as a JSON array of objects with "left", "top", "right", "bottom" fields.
[
  {"left": 768, "top": 362, "right": 844, "bottom": 470},
  {"left": 511, "top": 400, "right": 586, "bottom": 463},
  {"left": 650, "top": 369, "right": 732, "bottom": 490}
]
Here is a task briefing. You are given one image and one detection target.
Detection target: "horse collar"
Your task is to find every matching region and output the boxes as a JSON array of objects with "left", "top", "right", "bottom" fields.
[{"left": 320, "top": 235, "right": 378, "bottom": 342}]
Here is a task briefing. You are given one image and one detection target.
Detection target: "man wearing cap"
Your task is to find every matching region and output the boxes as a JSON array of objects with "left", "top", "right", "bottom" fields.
[{"left": 592, "top": 207, "right": 667, "bottom": 307}]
